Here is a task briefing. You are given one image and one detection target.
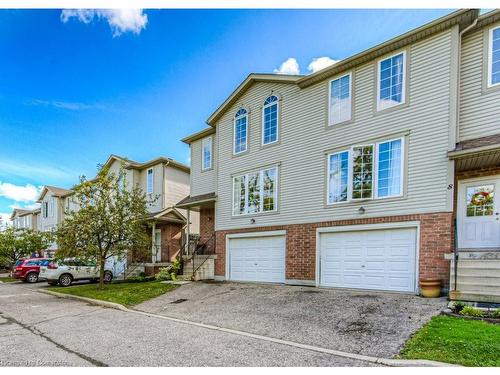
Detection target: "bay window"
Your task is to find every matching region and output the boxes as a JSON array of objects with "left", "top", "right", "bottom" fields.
[
  {"left": 327, "top": 137, "right": 404, "bottom": 204},
  {"left": 233, "top": 167, "right": 278, "bottom": 216}
]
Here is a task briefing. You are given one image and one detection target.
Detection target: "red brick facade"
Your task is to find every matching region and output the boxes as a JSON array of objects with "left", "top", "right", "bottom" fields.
[
  {"left": 199, "top": 207, "right": 215, "bottom": 244},
  {"left": 158, "top": 222, "right": 184, "bottom": 262},
  {"left": 214, "top": 212, "right": 454, "bottom": 286}
]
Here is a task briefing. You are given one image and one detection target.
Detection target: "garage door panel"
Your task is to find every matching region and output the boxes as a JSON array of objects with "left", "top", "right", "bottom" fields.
[
  {"left": 229, "top": 235, "right": 285, "bottom": 283},
  {"left": 320, "top": 227, "right": 417, "bottom": 292}
]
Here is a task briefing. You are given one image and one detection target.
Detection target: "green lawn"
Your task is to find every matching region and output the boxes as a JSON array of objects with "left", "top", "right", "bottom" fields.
[
  {"left": 0, "top": 276, "right": 18, "bottom": 283},
  {"left": 399, "top": 315, "right": 500, "bottom": 366},
  {"left": 51, "top": 281, "right": 176, "bottom": 307}
]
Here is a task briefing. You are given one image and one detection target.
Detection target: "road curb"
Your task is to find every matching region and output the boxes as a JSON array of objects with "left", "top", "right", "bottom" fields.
[
  {"left": 35, "top": 288, "right": 458, "bottom": 367},
  {"left": 37, "top": 289, "right": 129, "bottom": 311}
]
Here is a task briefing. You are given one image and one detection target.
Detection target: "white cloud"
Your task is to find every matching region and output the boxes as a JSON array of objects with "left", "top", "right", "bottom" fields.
[
  {"left": 61, "top": 9, "right": 148, "bottom": 37},
  {"left": 307, "top": 57, "right": 339, "bottom": 73},
  {"left": 26, "top": 99, "right": 106, "bottom": 111},
  {"left": 0, "top": 182, "right": 42, "bottom": 203},
  {"left": 0, "top": 159, "right": 74, "bottom": 182},
  {"left": 273, "top": 57, "right": 300, "bottom": 75},
  {"left": 8, "top": 203, "right": 41, "bottom": 211}
]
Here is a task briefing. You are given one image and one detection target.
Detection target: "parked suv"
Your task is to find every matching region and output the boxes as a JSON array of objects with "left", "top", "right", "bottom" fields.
[
  {"left": 40, "top": 259, "right": 113, "bottom": 287},
  {"left": 11, "top": 258, "right": 51, "bottom": 283}
]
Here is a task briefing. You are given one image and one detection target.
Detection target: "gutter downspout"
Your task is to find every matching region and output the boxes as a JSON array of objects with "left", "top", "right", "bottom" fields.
[
  {"left": 451, "top": 16, "right": 478, "bottom": 296},
  {"left": 455, "top": 17, "right": 478, "bottom": 144}
]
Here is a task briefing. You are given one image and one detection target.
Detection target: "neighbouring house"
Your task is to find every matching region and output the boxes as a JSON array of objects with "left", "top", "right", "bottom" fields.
[
  {"left": 36, "top": 185, "right": 74, "bottom": 257},
  {"left": 10, "top": 208, "right": 36, "bottom": 230},
  {"left": 178, "top": 9, "right": 500, "bottom": 303},
  {"left": 100, "top": 155, "right": 199, "bottom": 276}
]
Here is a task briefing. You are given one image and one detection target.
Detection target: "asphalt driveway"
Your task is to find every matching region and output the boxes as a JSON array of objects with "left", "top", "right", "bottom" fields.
[{"left": 136, "top": 281, "right": 446, "bottom": 358}]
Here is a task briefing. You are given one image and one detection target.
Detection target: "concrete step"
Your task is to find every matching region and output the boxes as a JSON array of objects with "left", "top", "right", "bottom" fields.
[{"left": 450, "top": 291, "right": 500, "bottom": 303}]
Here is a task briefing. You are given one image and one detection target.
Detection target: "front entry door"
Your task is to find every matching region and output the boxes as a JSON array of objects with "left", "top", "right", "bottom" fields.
[
  {"left": 458, "top": 178, "right": 500, "bottom": 248},
  {"left": 154, "top": 229, "right": 162, "bottom": 262}
]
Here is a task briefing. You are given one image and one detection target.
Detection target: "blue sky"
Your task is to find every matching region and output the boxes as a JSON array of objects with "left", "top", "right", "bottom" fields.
[{"left": 0, "top": 8, "right": 454, "bottom": 220}]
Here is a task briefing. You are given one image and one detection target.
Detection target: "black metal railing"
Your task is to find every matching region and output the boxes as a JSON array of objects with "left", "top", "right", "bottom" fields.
[{"left": 190, "top": 234, "right": 216, "bottom": 279}]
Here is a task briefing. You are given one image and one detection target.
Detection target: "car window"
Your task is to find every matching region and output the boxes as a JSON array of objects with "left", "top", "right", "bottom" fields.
[
  {"left": 40, "top": 259, "right": 51, "bottom": 266},
  {"left": 15, "top": 260, "right": 24, "bottom": 266},
  {"left": 25, "top": 260, "right": 40, "bottom": 266}
]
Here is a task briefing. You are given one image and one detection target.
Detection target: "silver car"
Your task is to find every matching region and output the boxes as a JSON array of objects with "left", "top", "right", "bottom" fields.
[{"left": 40, "top": 258, "right": 113, "bottom": 287}]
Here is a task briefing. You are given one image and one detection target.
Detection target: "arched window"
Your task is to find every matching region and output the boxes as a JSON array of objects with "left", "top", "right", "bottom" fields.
[
  {"left": 262, "top": 95, "right": 279, "bottom": 145},
  {"left": 234, "top": 108, "right": 248, "bottom": 154}
]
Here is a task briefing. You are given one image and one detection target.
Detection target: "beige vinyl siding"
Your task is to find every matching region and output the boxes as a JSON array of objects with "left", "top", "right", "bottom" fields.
[
  {"left": 215, "top": 30, "right": 455, "bottom": 231},
  {"left": 459, "top": 25, "right": 500, "bottom": 141},
  {"left": 164, "top": 165, "right": 191, "bottom": 207},
  {"left": 138, "top": 163, "right": 165, "bottom": 213},
  {"left": 190, "top": 136, "right": 217, "bottom": 196}
]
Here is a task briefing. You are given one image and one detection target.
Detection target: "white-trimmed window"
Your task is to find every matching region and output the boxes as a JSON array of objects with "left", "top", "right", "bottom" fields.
[
  {"left": 232, "top": 167, "right": 278, "bottom": 216},
  {"left": 262, "top": 95, "right": 279, "bottom": 145},
  {"left": 234, "top": 108, "right": 248, "bottom": 154},
  {"left": 327, "top": 137, "right": 404, "bottom": 204},
  {"left": 488, "top": 26, "right": 500, "bottom": 87},
  {"left": 147, "top": 168, "right": 154, "bottom": 194},
  {"left": 377, "top": 51, "right": 406, "bottom": 111},
  {"left": 43, "top": 201, "right": 48, "bottom": 218},
  {"left": 329, "top": 73, "right": 352, "bottom": 125},
  {"left": 202, "top": 136, "right": 213, "bottom": 170},
  {"left": 48, "top": 198, "right": 54, "bottom": 218}
]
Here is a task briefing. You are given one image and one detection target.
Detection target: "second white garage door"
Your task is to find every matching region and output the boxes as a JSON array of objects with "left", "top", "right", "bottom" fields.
[
  {"left": 319, "top": 227, "right": 417, "bottom": 292},
  {"left": 228, "top": 234, "right": 285, "bottom": 283}
]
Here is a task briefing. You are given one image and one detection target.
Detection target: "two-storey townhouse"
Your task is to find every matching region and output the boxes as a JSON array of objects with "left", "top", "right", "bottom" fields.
[
  {"left": 37, "top": 185, "right": 74, "bottom": 257},
  {"left": 180, "top": 9, "right": 500, "bottom": 301},
  {"left": 446, "top": 10, "right": 500, "bottom": 302},
  {"left": 101, "top": 155, "right": 199, "bottom": 275},
  {"left": 10, "top": 208, "right": 37, "bottom": 230}
]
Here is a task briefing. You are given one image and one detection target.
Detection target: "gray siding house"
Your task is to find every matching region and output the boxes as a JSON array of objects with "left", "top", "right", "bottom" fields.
[{"left": 179, "top": 9, "right": 500, "bottom": 303}]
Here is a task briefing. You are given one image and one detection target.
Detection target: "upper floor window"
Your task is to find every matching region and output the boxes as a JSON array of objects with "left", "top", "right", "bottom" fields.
[
  {"left": 488, "top": 26, "right": 500, "bottom": 87},
  {"left": 147, "top": 168, "right": 154, "bottom": 194},
  {"left": 202, "top": 136, "right": 213, "bottom": 170},
  {"left": 43, "top": 201, "right": 48, "bottom": 218},
  {"left": 377, "top": 51, "right": 406, "bottom": 111},
  {"left": 234, "top": 108, "right": 248, "bottom": 154},
  {"left": 262, "top": 95, "right": 279, "bottom": 145},
  {"left": 327, "top": 137, "right": 404, "bottom": 204},
  {"left": 329, "top": 73, "right": 352, "bottom": 125},
  {"left": 233, "top": 166, "right": 278, "bottom": 216},
  {"left": 48, "top": 198, "right": 54, "bottom": 218}
]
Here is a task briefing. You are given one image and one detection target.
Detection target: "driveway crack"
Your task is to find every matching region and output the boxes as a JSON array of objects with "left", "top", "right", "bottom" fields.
[{"left": 0, "top": 311, "right": 107, "bottom": 367}]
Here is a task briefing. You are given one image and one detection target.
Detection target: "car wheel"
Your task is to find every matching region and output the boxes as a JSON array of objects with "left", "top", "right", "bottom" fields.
[
  {"left": 103, "top": 271, "right": 113, "bottom": 283},
  {"left": 26, "top": 272, "right": 39, "bottom": 283},
  {"left": 58, "top": 274, "right": 73, "bottom": 287}
]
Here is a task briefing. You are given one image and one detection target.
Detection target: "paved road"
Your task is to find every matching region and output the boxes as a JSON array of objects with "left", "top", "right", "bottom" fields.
[{"left": 0, "top": 282, "right": 379, "bottom": 367}]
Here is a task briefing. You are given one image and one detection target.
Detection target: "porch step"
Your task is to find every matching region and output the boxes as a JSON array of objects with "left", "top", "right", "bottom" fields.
[{"left": 449, "top": 258, "right": 500, "bottom": 303}]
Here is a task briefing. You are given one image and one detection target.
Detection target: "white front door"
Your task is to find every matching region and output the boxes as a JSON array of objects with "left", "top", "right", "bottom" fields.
[
  {"left": 154, "top": 229, "right": 162, "bottom": 262},
  {"left": 228, "top": 234, "right": 286, "bottom": 283},
  {"left": 319, "top": 227, "right": 417, "bottom": 292},
  {"left": 458, "top": 178, "right": 500, "bottom": 249}
]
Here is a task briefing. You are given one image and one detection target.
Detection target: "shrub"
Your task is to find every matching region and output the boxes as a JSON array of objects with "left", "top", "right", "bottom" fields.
[
  {"left": 491, "top": 308, "right": 500, "bottom": 319},
  {"left": 452, "top": 301, "right": 466, "bottom": 314},
  {"left": 155, "top": 267, "right": 172, "bottom": 281},
  {"left": 127, "top": 275, "right": 155, "bottom": 283},
  {"left": 459, "top": 306, "right": 484, "bottom": 317}
]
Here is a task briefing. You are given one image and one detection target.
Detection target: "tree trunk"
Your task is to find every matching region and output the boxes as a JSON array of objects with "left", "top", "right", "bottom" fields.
[{"left": 99, "top": 255, "right": 105, "bottom": 289}]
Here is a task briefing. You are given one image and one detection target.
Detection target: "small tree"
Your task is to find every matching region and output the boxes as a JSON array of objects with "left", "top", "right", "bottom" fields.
[
  {"left": 0, "top": 228, "right": 52, "bottom": 270},
  {"left": 56, "top": 165, "right": 152, "bottom": 288}
]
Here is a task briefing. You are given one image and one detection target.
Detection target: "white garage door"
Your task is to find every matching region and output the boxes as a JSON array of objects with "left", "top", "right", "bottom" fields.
[
  {"left": 229, "top": 234, "right": 285, "bottom": 283},
  {"left": 319, "top": 227, "right": 417, "bottom": 292}
]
